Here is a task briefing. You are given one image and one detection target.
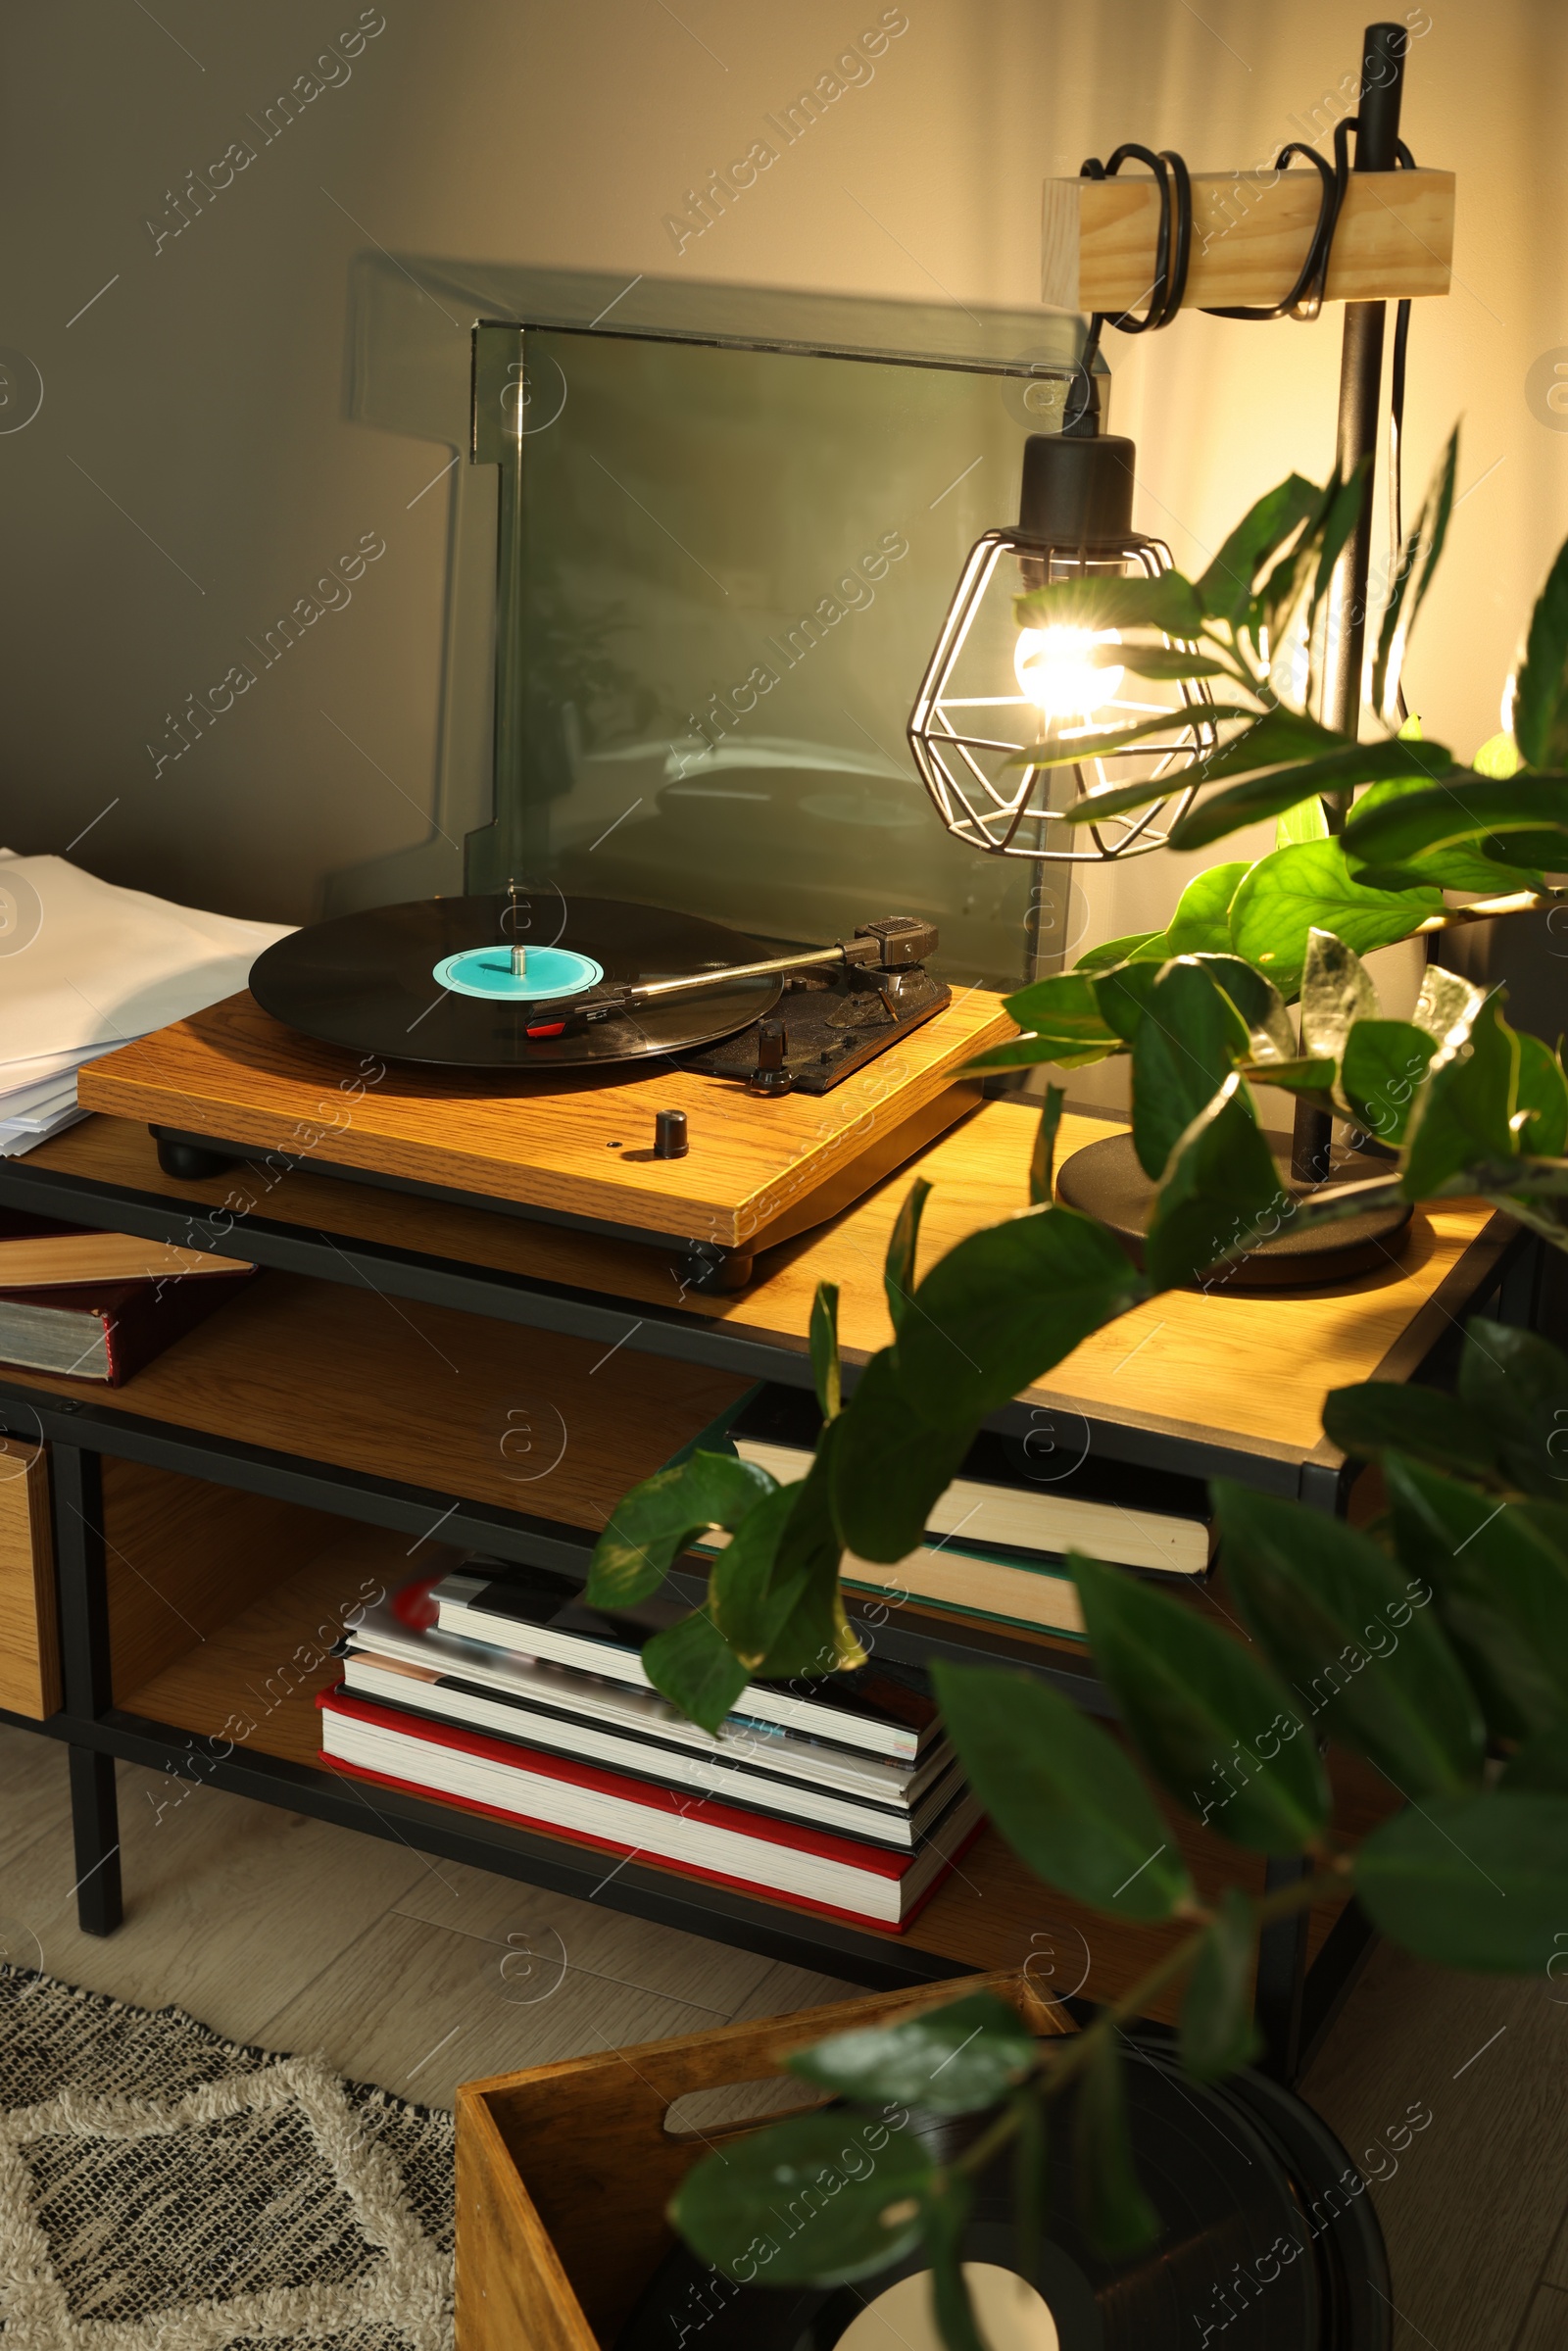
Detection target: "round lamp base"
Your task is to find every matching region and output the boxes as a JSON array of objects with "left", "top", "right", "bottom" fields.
[{"left": 1054, "top": 1131, "right": 1412, "bottom": 1291}]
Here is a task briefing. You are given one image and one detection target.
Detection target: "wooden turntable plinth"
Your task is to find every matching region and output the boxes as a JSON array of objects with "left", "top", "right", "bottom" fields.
[{"left": 76, "top": 988, "right": 1015, "bottom": 1287}]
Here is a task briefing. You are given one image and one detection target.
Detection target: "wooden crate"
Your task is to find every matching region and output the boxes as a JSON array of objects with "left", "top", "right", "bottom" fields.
[
  {"left": 454, "top": 1969, "right": 1065, "bottom": 2351},
  {"left": 0, "top": 1440, "right": 57, "bottom": 1719}
]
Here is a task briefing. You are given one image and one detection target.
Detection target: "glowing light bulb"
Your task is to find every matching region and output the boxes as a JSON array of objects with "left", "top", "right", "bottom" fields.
[{"left": 1013, "top": 624, "right": 1125, "bottom": 720}]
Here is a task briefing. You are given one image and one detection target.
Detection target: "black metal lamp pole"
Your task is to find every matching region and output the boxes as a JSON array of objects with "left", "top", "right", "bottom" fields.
[{"left": 1292, "top": 19, "right": 1408, "bottom": 1185}]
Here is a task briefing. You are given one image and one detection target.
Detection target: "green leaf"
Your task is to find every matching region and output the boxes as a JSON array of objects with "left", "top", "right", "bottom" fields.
[
  {"left": 1131, "top": 961, "right": 1249, "bottom": 1181},
  {"left": 1349, "top": 846, "right": 1544, "bottom": 897},
  {"left": 1012, "top": 2088, "right": 1048, "bottom": 2288},
  {"left": 1004, "top": 705, "right": 1260, "bottom": 774},
  {"left": 1256, "top": 469, "right": 1347, "bottom": 656},
  {"left": 926, "top": 2176, "right": 987, "bottom": 2351},
  {"left": 1075, "top": 930, "right": 1166, "bottom": 974},
  {"left": 587, "top": 1450, "right": 778, "bottom": 1607},
  {"left": 1013, "top": 569, "right": 1205, "bottom": 639},
  {"left": 786, "top": 1990, "right": 1037, "bottom": 2116},
  {"left": 961, "top": 1033, "right": 1121, "bottom": 1074},
  {"left": 1164, "top": 863, "right": 1250, "bottom": 955},
  {"left": 1298, "top": 929, "right": 1378, "bottom": 1067},
  {"left": 1321, "top": 1380, "right": 1503, "bottom": 1489},
  {"left": 1094, "top": 958, "right": 1164, "bottom": 1047},
  {"left": 897, "top": 1205, "right": 1148, "bottom": 1429},
  {"left": 1499, "top": 1721, "right": 1568, "bottom": 1792},
  {"left": 1030, "top": 1086, "right": 1065, "bottom": 1204},
  {"left": 1071, "top": 1552, "right": 1329, "bottom": 1851},
  {"left": 1341, "top": 1020, "right": 1439, "bottom": 1147},
  {"left": 1458, "top": 1318, "right": 1568, "bottom": 1489},
  {"left": 1383, "top": 1454, "right": 1568, "bottom": 1742},
  {"left": 1411, "top": 962, "right": 1488, "bottom": 1053},
  {"left": 932, "top": 1662, "right": 1193, "bottom": 1918},
  {"left": 1002, "top": 971, "right": 1121, "bottom": 1055},
  {"left": 669, "top": 2105, "right": 934, "bottom": 2284},
  {"left": 1144, "top": 1082, "right": 1283, "bottom": 1292},
  {"left": 1102, "top": 644, "right": 1233, "bottom": 681},
  {"left": 1371, "top": 425, "right": 1458, "bottom": 723},
  {"left": 1170, "top": 738, "right": 1455, "bottom": 855},
  {"left": 1198, "top": 472, "right": 1321, "bottom": 625},
  {"left": 1516, "top": 1033, "right": 1568, "bottom": 1156},
  {"left": 884, "top": 1179, "right": 931, "bottom": 1342},
  {"left": 1180, "top": 1888, "right": 1263, "bottom": 2081},
  {"left": 1355, "top": 1793, "right": 1568, "bottom": 1972},
  {"left": 1304, "top": 465, "right": 1372, "bottom": 646},
  {"left": 1276, "top": 791, "right": 1331, "bottom": 849},
  {"left": 1238, "top": 1055, "right": 1338, "bottom": 1102},
  {"left": 1213, "top": 1482, "right": 1486, "bottom": 1797},
  {"left": 1344, "top": 772, "right": 1544, "bottom": 893},
  {"left": 642, "top": 1607, "right": 751, "bottom": 1736},
  {"left": 1195, "top": 706, "right": 1346, "bottom": 782},
  {"left": 1194, "top": 954, "right": 1293, "bottom": 1051},
  {"left": 1513, "top": 532, "right": 1568, "bottom": 768},
  {"left": 829, "top": 1347, "right": 976, "bottom": 1563},
  {"left": 810, "top": 1283, "right": 841, "bottom": 1422},
  {"left": 1059, "top": 708, "right": 1342, "bottom": 827},
  {"left": 1228, "top": 839, "right": 1443, "bottom": 993},
  {"left": 713, "top": 1426, "right": 864, "bottom": 1679},
  {"left": 1344, "top": 773, "right": 1568, "bottom": 865},
  {"left": 701, "top": 1481, "right": 802, "bottom": 1673},
  {"left": 1474, "top": 729, "right": 1522, "bottom": 778},
  {"left": 1401, "top": 996, "right": 1520, "bottom": 1199},
  {"left": 1073, "top": 2036, "right": 1162, "bottom": 2258}
]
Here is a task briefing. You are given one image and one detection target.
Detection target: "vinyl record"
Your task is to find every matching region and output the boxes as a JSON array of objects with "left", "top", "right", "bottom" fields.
[
  {"left": 616, "top": 2047, "right": 1388, "bottom": 2351},
  {"left": 248, "top": 893, "right": 783, "bottom": 1071}
]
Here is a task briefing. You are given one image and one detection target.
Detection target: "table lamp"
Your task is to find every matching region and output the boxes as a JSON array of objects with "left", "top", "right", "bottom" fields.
[
  {"left": 907, "top": 19, "right": 1456, "bottom": 1259},
  {"left": 907, "top": 428, "right": 1216, "bottom": 884}
]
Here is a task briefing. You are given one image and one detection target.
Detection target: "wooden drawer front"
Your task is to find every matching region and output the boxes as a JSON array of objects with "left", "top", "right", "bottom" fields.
[{"left": 0, "top": 1442, "right": 58, "bottom": 1720}]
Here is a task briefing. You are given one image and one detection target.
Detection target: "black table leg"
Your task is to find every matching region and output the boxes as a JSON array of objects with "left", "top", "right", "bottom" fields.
[
  {"left": 50, "top": 1443, "right": 123, "bottom": 1936},
  {"left": 67, "top": 1747, "right": 122, "bottom": 1937},
  {"left": 1254, "top": 1852, "right": 1311, "bottom": 2082}
]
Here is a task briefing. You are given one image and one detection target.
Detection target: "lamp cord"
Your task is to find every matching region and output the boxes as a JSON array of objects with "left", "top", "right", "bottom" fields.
[{"left": 1070, "top": 130, "right": 1415, "bottom": 712}]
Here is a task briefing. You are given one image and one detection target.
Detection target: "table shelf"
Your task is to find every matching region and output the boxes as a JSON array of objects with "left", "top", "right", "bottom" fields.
[
  {"left": 102, "top": 1520, "right": 1389, "bottom": 2015},
  {"left": 0, "top": 1103, "right": 1534, "bottom": 2078}
]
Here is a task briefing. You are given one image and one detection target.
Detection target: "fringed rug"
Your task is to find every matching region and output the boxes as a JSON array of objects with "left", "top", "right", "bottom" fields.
[{"left": 0, "top": 1966, "right": 454, "bottom": 2350}]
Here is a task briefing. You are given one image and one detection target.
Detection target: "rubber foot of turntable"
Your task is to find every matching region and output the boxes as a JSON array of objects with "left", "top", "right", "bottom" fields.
[
  {"left": 679, "top": 1244, "right": 756, "bottom": 1296},
  {"left": 150, "top": 1126, "right": 238, "bottom": 1182},
  {"left": 1054, "top": 1131, "right": 1412, "bottom": 1291}
]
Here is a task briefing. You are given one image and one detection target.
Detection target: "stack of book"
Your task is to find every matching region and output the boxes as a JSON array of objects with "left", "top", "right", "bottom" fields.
[
  {"left": 705, "top": 1386, "right": 1215, "bottom": 1641},
  {"left": 318, "top": 1562, "right": 984, "bottom": 1931},
  {"left": 0, "top": 1210, "right": 254, "bottom": 1381}
]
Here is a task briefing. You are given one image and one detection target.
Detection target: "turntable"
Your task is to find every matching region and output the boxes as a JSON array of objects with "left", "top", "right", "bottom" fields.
[{"left": 76, "top": 891, "right": 1014, "bottom": 1292}]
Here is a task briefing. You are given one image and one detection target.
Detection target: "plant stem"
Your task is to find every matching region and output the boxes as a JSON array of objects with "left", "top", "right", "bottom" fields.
[{"left": 948, "top": 1865, "right": 1347, "bottom": 2186}]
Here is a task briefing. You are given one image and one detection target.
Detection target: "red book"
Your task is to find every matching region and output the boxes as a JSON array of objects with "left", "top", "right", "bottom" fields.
[
  {"left": 318, "top": 1688, "right": 984, "bottom": 1931},
  {"left": 0, "top": 1265, "right": 255, "bottom": 1384}
]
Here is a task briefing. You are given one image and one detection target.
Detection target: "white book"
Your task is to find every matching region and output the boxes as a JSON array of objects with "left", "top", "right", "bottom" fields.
[
  {"left": 433, "top": 1573, "right": 941, "bottom": 1762},
  {"left": 345, "top": 1601, "right": 950, "bottom": 1800},
  {"left": 342, "top": 1651, "right": 966, "bottom": 1847},
  {"left": 732, "top": 1431, "right": 1212, "bottom": 1576}
]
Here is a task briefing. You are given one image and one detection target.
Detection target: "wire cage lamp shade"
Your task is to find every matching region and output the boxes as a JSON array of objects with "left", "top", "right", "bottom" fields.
[{"left": 907, "top": 433, "right": 1217, "bottom": 863}]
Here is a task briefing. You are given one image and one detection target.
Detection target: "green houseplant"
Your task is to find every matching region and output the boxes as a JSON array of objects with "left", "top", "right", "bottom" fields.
[{"left": 586, "top": 431, "right": 1568, "bottom": 2344}]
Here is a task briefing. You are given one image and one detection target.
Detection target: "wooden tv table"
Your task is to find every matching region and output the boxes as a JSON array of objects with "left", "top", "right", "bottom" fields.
[{"left": 0, "top": 1093, "right": 1538, "bottom": 2082}]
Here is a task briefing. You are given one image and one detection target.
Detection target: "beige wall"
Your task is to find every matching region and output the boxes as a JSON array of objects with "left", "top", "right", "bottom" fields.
[{"left": 1, "top": 0, "right": 1561, "bottom": 932}]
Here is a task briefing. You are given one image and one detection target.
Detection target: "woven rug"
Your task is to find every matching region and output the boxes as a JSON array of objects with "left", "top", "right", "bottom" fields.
[{"left": 0, "top": 1966, "right": 454, "bottom": 2351}]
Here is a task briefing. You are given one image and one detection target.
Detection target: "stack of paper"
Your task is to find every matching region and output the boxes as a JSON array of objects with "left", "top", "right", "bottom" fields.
[{"left": 0, "top": 852, "right": 293, "bottom": 1156}]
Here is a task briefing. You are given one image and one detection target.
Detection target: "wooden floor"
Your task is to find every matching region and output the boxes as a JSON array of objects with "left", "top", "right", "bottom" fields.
[{"left": 2, "top": 1722, "right": 1565, "bottom": 2351}]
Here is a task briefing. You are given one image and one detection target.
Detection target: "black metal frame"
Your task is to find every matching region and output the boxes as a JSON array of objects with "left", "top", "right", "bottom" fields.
[{"left": 0, "top": 1134, "right": 1540, "bottom": 2082}]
